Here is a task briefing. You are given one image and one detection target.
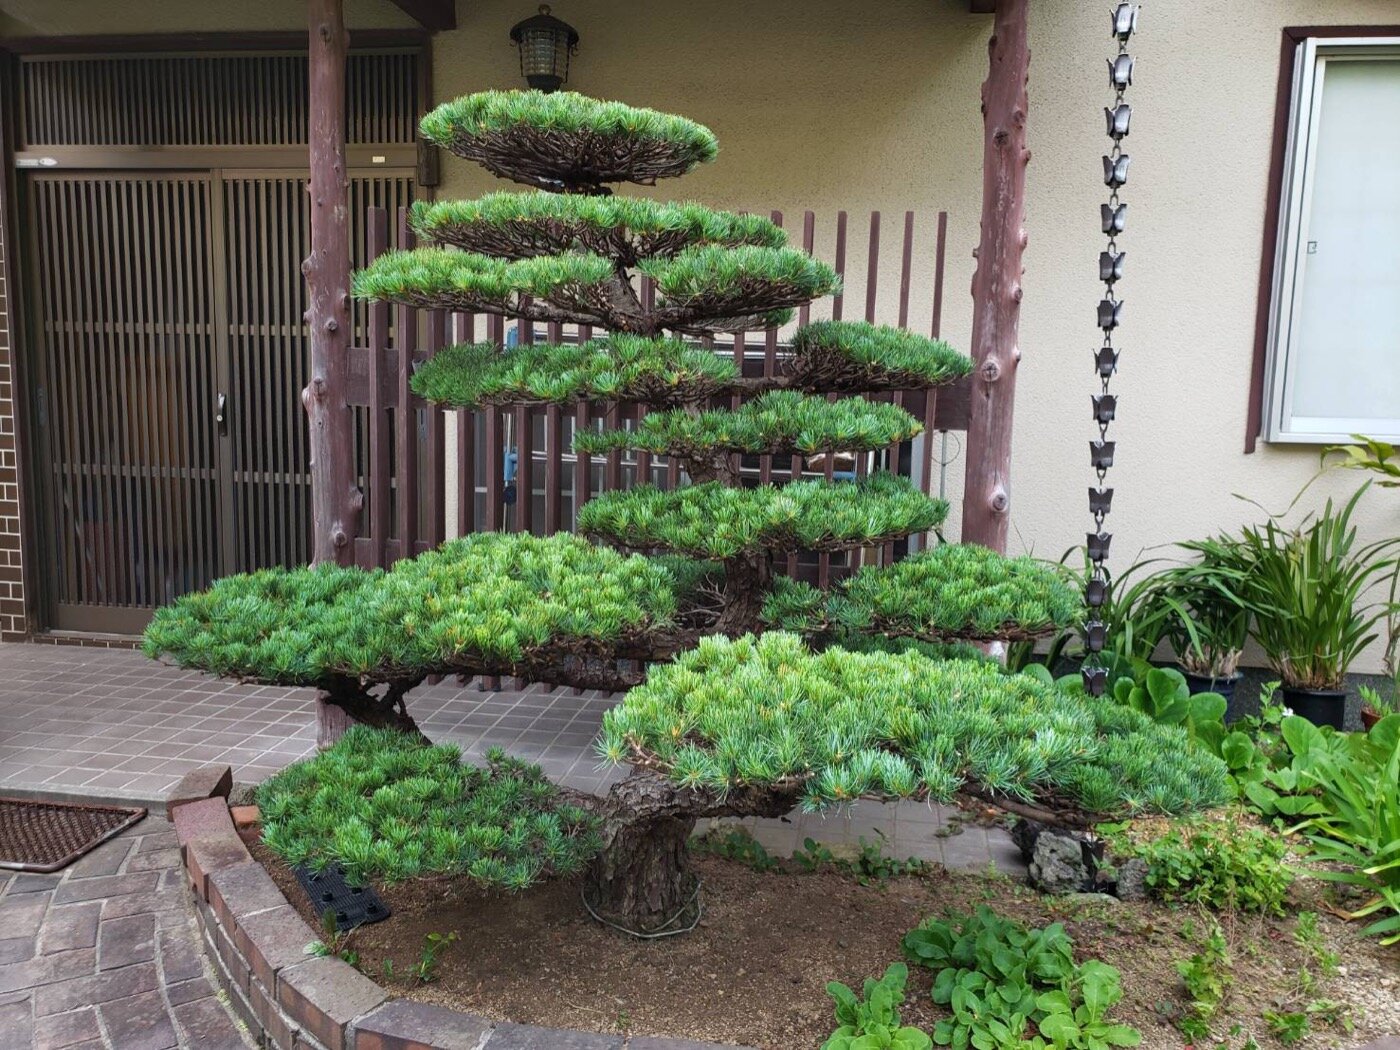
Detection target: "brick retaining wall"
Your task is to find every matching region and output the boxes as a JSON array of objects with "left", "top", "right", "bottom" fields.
[{"left": 170, "top": 786, "right": 750, "bottom": 1050}]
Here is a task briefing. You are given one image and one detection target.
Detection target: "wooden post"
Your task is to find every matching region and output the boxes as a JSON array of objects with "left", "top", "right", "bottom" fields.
[
  {"left": 961, "top": 0, "right": 1030, "bottom": 553},
  {"left": 305, "top": 0, "right": 362, "bottom": 747},
  {"left": 303, "top": 0, "right": 361, "bottom": 569}
]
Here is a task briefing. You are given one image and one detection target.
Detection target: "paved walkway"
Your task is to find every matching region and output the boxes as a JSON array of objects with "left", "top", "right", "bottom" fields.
[
  {"left": 0, "top": 815, "right": 253, "bottom": 1048},
  {"left": 0, "top": 641, "right": 1023, "bottom": 872}
]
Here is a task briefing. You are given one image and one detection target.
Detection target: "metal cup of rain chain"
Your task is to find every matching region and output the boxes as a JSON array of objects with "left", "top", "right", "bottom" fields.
[
  {"left": 1088, "top": 487, "right": 1114, "bottom": 515},
  {"left": 1099, "top": 250, "right": 1126, "bottom": 283},
  {"left": 1093, "top": 394, "right": 1118, "bottom": 424},
  {"left": 1085, "top": 577, "right": 1108, "bottom": 607},
  {"left": 1085, "top": 620, "right": 1107, "bottom": 653},
  {"left": 1090, "top": 440, "right": 1116, "bottom": 470},
  {"left": 1086, "top": 531, "right": 1113, "bottom": 562},
  {"left": 1105, "top": 104, "right": 1132, "bottom": 139},
  {"left": 1101, "top": 203, "right": 1128, "bottom": 234},
  {"left": 1095, "top": 347, "right": 1120, "bottom": 377}
]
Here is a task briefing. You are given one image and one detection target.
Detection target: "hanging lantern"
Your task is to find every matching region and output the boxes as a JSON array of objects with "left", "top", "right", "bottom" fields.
[{"left": 509, "top": 5, "right": 579, "bottom": 93}]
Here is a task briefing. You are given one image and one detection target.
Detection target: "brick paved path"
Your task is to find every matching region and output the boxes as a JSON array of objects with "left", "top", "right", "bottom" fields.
[{"left": 0, "top": 814, "right": 254, "bottom": 1049}]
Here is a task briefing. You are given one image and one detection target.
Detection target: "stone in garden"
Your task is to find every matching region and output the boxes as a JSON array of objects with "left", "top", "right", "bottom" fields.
[
  {"left": 1010, "top": 818, "right": 1046, "bottom": 863},
  {"left": 1114, "top": 857, "right": 1149, "bottom": 901},
  {"left": 1028, "top": 831, "right": 1090, "bottom": 895}
]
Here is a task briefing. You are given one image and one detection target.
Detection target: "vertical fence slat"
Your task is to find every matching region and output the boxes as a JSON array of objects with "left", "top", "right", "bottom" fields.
[
  {"left": 545, "top": 319, "right": 564, "bottom": 534},
  {"left": 367, "top": 207, "right": 390, "bottom": 567},
  {"left": 513, "top": 314, "right": 534, "bottom": 534},
  {"left": 424, "top": 308, "right": 446, "bottom": 549},
  {"left": 394, "top": 207, "right": 418, "bottom": 560},
  {"left": 884, "top": 211, "right": 916, "bottom": 565},
  {"left": 453, "top": 311, "right": 475, "bottom": 538}
]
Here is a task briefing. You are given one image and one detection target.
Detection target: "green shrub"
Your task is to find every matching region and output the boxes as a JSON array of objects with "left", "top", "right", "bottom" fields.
[
  {"left": 822, "top": 963, "right": 931, "bottom": 1050},
  {"left": 257, "top": 727, "right": 601, "bottom": 889},
  {"left": 902, "top": 907, "right": 1140, "bottom": 1049},
  {"left": 1124, "top": 821, "right": 1292, "bottom": 915},
  {"left": 600, "top": 632, "right": 1231, "bottom": 815},
  {"left": 1174, "top": 919, "right": 1232, "bottom": 1039},
  {"left": 790, "top": 320, "right": 972, "bottom": 392},
  {"left": 352, "top": 246, "right": 614, "bottom": 312}
]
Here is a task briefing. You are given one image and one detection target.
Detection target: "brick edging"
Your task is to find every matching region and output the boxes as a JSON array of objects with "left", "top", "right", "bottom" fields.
[{"left": 171, "top": 776, "right": 750, "bottom": 1050}]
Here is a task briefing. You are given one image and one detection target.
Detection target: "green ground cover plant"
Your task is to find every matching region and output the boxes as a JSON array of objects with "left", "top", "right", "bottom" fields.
[
  {"left": 822, "top": 963, "right": 932, "bottom": 1050},
  {"left": 1117, "top": 821, "right": 1292, "bottom": 915}
]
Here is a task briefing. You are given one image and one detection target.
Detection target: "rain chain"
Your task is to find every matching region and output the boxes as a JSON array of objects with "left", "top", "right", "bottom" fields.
[{"left": 1083, "top": 3, "right": 1138, "bottom": 698}]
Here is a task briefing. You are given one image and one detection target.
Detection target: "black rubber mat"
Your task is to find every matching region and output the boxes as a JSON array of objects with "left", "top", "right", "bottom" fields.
[
  {"left": 292, "top": 861, "right": 390, "bottom": 931},
  {"left": 0, "top": 797, "right": 146, "bottom": 873}
]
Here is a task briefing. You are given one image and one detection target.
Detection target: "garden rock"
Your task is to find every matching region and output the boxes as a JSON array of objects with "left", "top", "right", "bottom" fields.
[
  {"left": 1028, "top": 831, "right": 1091, "bottom": 895},
  {"left": 1114, "top": 857, "right": 1149, "bottom": 901},
  {"left": 1009, "top": 818, "right": 1046, "bottom": 863}
]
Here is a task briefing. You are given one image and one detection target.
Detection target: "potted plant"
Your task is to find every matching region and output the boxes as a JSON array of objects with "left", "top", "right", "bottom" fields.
[
  {"left": 1156, "top": 541, "right": 1252, "bottom": 718},
  {"left": 1237, "top": 482, "right": 1399, "bottom": 729}
]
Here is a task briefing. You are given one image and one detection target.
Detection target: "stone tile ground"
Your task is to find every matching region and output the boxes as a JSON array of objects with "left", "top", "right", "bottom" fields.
[
  {"left": 0, "top": 815, "right": 253, "bottom": 1048},
  {"left": 0, "top": 641, "right": 1024, "bottom": 872}
]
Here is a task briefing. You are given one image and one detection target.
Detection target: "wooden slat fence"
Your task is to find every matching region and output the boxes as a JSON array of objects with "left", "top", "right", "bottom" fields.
[{"left": 347, "top": 206, "right": 970, "bottom": 583}]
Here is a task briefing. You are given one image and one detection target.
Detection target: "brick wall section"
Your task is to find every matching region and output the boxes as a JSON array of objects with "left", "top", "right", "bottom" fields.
[
  {"left": 171, "top": 787, "right": 752, "bottom": 1050},
  {"left": 0, "top": 180, "right": 28, "bottom": 640}
]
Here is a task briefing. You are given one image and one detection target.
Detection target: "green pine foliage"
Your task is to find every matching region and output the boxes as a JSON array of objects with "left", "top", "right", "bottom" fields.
[
  {"left": 352, "top": 247, "right": 614, "bottom": 312},
  {"left": 790, "top": 320, "right": 973, "bottom": 391},
  {"left": 410, "top": 192, "right": 785, "bottom": 261},
  {"left": 599, "top": 632, "right": 1232, "bottom": 814},
  {"left": 258, "top": 727, "right": 601, "bottom": 888},
  {"left": 576, "top": 472, "right": 947, "bottom": 558},
  {"left": 421, "top": 90, "right": 718, "bottom": 176},
  {"left": 574, "top": 390, "right": 922, "bottom": 459},
  {"left": 142, "top": 533, "right": 679, "bottom": 684},
  {"left": 641, "top": 244, "right": 839, "bottom": 323},
  {"left": 833, "top": 544, "right": 1082, "bottom": 640},
  {"left": 410, "top": 336, "right": 740, "bottom": 408}
]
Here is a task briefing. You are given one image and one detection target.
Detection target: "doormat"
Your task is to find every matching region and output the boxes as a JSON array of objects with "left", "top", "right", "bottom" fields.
[
  {"left": 292, "top": 862, "right": 390, "bottom": 932},
  {"left": 0, "top": 797, "right": 147, "bottom": 873}
]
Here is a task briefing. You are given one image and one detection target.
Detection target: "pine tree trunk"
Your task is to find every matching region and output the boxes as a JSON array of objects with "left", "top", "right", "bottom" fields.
[
  {"left": 961, "top": 0, "right": 1031, "bottom": 553},
  {"left": 315, "top": 678, "right": 429, "bottom": 750},
  {"left": 305, "top": 0, "right": 363, "bottom": 748},
  {"left": 713, "top": 553, "right": 773, "bottom": 636}
]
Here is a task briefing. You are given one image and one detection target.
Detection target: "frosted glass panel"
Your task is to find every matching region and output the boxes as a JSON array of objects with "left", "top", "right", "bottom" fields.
[{"left": 1291, "top": 59, "right": 1400, "bottom": 422}]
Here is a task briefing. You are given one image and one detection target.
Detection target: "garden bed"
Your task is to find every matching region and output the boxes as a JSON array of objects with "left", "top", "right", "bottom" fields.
[{"left": 253, "top": 840, "right": 1400, "bottom": 1050}]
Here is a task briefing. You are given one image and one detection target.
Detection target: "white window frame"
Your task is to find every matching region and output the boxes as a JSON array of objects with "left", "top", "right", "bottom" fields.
[{"left": 1261, "top": 36, "right": 1400, "bottom": 444}]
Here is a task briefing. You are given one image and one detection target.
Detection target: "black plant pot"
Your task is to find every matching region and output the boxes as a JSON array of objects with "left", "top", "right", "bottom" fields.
[
  {"left": 1181, "top": 669, "right": 1245, "bottom": 723},
  {"left": 1281, "top": 686, "right": 1347, "bottom": 730}
]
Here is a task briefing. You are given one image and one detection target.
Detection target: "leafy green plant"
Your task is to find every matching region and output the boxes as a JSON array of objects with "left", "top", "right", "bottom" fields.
[
  {"left": 902, "top": 907, "right": 1139, "bottom": 1050},
  {"left": 304, "top": 910, "right": 360, "bottom": 967},
  {"left": 1111, "top": 666, "right": 1228, "bottom": 754},
  {"left": 1174, "top": 921, "right": 1232, "bottom": 1039},
  {"left": 411, "top": 931, "right": 459, "bottom": 984},
  {"left": 1322, "top": 435, "right": 1400, "bottom": 488},
  {"left": 692, "top": 826, "right": 781, "bottom": 872},
  {"left": 822, "top": 963, "right": 932, "bottom": 1050},
  {"left": 793, "top": 837, "right": 838, "bottom": 872},
  {"left": 258, "top": 727, "right": 601, "bottom": 889},
  {"left": 1123, "top": 820, "right": 1292, "bottom": 915},
  {"left": 1263, "top": 1010, "right": 1310, "bottom": 1045},
  {"left": 1233, "top": 483, "right": 1399, "bottom": 690},
  {"left": 1155, "top": 541, "right": 1253, "bottom": 679}
]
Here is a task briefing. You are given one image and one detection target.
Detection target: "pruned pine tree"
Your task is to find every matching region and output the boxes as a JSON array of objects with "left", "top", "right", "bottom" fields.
[{"left": 146, "top": 91, "right": 1227, "bottom": 933}]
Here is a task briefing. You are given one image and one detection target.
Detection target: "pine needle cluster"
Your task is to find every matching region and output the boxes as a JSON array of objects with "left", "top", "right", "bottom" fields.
[
  {"left": 599, "top": 632, "right": 1231, "bottom": 815},
  {"left": 352, "top": 247, "right": 614, "bottom": 314},
  {"left": 258, "top": 727, "right": 600, "bottom": 888},
  {"left": 574, "top": 390, "right": 921, "bottom": 459},
  {"left": 789, "top": 320, "right": 973, "bottom": 391},
  {"left": 143, "top": 533, "right": 679, "bottom": 684},
  {"left": 576, "top": 473, "right": 948, "bottom": 558}
]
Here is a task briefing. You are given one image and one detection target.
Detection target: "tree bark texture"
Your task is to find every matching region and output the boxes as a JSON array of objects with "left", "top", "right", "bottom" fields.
[
  {"left": 960, "top": 0, "right": 1030, "bottom": 554},
  {"left": 585, "top": 768, "right": 797, "bottom": 932},
  {"left": 306, "top": 0, "right": 364, "bottom": 748}
]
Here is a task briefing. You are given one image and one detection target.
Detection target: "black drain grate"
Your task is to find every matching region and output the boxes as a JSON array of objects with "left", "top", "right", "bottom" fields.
[
  {"left": 291, "top": 862, "right": 390, "bottom": 931},
  {"left": 0, "top": 797, "right": 147, "bottom": 873}
]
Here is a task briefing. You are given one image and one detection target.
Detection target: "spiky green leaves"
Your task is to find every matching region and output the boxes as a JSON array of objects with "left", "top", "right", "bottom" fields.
[
  {"left": 575, "top": 390, "right": 922, "bottom": 459},
  {"left": 790, "top": 320, "right": 973, "bottom": 393},
  {"left": 410, "top": 336, "right": 740, "bottom": 409},
  {"left": 576, "top": 473, "right": 947, "bottom": 558},
  {"left": 421, "top": 91, "right": 718, "bottom": 194},
  {"left": 643, "top": 245, "right": 839, "bottom": 331},
  {"left": 258, "top": 728, "right": 601, "bottom": 887},
  {"left": 411, "top": 192, "right": 784, "bottom": 265},
  {"left": 142, "top": 533, "right": 679, "bottom": 686},
  {"left": 834, "top": 544, "right": 1082, "bottom": 641},
  {"left": 600, "top": 632, "right": 1231, "bottom": 815},
  {"left": 352, "top": 247, "right": 614, "bottom": 318}
]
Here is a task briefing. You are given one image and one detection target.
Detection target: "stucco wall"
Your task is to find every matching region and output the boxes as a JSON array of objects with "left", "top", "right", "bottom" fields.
[{"left": 2, "top": 0, "right": 1396, "bottom": 669}]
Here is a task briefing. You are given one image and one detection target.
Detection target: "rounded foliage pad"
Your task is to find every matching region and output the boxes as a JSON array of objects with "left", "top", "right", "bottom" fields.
[
  {"left": 834, "top": 543, "right": 1083, "bottom": 642},
  {"left": 574, "top": 389, "right": 923, "bottom": 459},
  {"left": 577, "top": 472, "right": 947, "bottom": 559},
  {"left": 258, "top": 727, "right": 601, "bottom": 889},
  {"left": 421, "top": 91, "right": 719, "bottom": 194},
  {"left": 789, "top": 320, "right": 974, "bottom": 393},
  {"left": 142, "top": 532, "right": 680, "bottom": 686},
  {"left": 410, "top": 336, "right": 740, "bottom": 409},
  {"left": 600, "top": 632, "right": 1232, "bottom": 816},
  {"left": 411, "top": 192, "right": 785, "bottom": 265}
]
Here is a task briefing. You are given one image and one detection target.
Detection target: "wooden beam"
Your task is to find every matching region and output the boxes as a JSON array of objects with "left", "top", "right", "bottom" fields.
[
  {"left": 961, "top": 0, "right": 1029, "bottom": 552},
  {"left": 0, "top": 29, "right": 428, "bottom": 53},
  {"left": 387, "top": 0, "right": 456, "bottom": 31}
]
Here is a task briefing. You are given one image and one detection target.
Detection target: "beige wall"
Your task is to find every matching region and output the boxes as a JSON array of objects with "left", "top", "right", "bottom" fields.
[{"left": 2, "top": 0, "right": 1396, "bottom": 668}]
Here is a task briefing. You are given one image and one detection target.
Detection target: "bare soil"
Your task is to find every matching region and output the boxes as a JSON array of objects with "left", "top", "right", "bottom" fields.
[{"left": 254, "top": 843, "right": 1400, "bottom": 1049}]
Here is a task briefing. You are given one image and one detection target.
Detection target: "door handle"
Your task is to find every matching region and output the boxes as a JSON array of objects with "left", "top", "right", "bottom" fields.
[{"left": 216, "top": 392, "right": 228, "bottom": 435}]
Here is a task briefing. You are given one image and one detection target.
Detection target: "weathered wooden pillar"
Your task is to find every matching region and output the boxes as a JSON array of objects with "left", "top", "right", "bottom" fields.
[
  {"left": 305, "top": 0, "right": 363, "bottom": 747},
  {"left": 961, "top": 0, "right": 1030, "bottom": 553},
  {"left": 303, "top": 0, "right": 361, "bottom": 569}
]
